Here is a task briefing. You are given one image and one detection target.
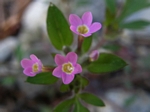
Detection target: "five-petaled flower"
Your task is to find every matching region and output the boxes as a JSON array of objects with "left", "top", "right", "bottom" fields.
[
  {"left": 69, "top": 11, "right": 102, "bottom": 37},
  {"left": 21, "top": 54, "right": 43, "bottom": 77},
  {"left": 89, "top": 50, "right": 99, "bottom": 61},
  {"left": 52, "top": 52, "right": 82, "bottom": 84}
]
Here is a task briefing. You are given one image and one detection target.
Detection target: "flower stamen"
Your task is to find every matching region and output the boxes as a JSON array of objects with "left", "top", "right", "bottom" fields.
[
  {"left": 62, "top": 62, "right": 74, "bottom": 74},
  {"left": 77, "top": 25, "right": 89, "bottom": 34},
  {"left": 32, "top": 63, "right": 39, "bottom": 72}
]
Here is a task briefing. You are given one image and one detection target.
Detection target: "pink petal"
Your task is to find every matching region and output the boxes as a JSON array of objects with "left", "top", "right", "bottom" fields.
[
  {"left": 21, "top": 59, "right": 34, "bottom": 68},
  {"left": 62, "top": 73, "right": 75, "bottom": 84},
  {"left": 70, "top": 26, "right": 79, "bottom": 35},
  {"left": 69, "top": 14, "right": 82, "bottom": 27},
  {"left": 66, "top": 52, "right": 77, "bottom": 64},
  {"left": 90, "top": 50, "right": 99, "bottom": 61},
  {"left": 73, "top": 64, "right": 82, "bottom": 74},
  {"left": 82, "top": 11, "right": 92, "bottom": 26},
  {"left": 81, "top": 33, "right": 92, "bottom": 37},
  {"left": 37, "top": 63, "right": 43, "bottom": 72},
  {"left": 52, "top": 66, "right": 62, "bottom": 78},
  {"left": 55, "top": 54, "right": 67, "bottom": 65},
  {"left": 90, "top": 22, "right": 102, "bottom": 33},
  {"left": 23, "top": 67, "right": 36, "bottom": 77},
  {"left": 30, "top": 54, "right": 39, "bottom": 62}
]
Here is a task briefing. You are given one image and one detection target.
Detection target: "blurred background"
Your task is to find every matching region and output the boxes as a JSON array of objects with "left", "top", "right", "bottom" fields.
[{"left": 0, "top": 0, "right": 150, "bottom": 112}]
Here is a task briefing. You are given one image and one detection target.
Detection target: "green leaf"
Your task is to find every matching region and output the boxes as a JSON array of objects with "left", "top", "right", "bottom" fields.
[
  {"left": 26, "top": 72, "right": 58, "bottom": 85},
  {"left": 118, "top": 0, "right": 150, "bottom": 21},
  {"left": 103, "top": 44, "right": 121, "bottom": 52},
  {"left": 79, "top": 92, "right": 105, "bottom": 107},
  {"left": 73, "top": 100, "right": 90, "bottom": 112},
  {"left": 14, "top": 44, "right": 24, "bottom": 61},
  {"left": 82, "top": 36, "right": 92, "bottom": 53},
  {"left": 88, "top": 53, "right": 127, "bottom": 73},
  {"left": 46, "top": 3, "right": 73, "bottom": 50},
  {"left": 119, "top": 20, "right": 150, "bottom": 29},
  {"left": 60, "top": 84, "right": 70, "bottom": 92},
  {"left": 105, "top": 0, "right": 116, "bottom": 14},
  {"left": 80, "top": 76, "right": 89, "bottom": 89},
  {"left": 54, "top": 98, "right": 74, "bottom": 112}
]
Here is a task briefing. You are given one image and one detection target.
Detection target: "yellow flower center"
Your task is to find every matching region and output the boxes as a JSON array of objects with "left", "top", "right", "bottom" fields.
[
  {"left": 32, "top": 63, "right": 39, "bottom": 72},
  {"left": 77, "top": 25, "right": 89, "bottom": 34},
  {"left": 62, "top": 62, "right": 74, "bottom": 74}
]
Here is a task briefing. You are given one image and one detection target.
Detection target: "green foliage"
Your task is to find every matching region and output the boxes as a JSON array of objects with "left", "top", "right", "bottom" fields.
[
  {"left": 88, "top": 53, "right": 127, "bottom": 73},
  {"left": 1, "top": 76, "right": 16, "bottom": 87},
  {"left": 119, "top": 20, "right": 150, "bottom": 29},
  {"left": 60, "top": 84, "right": 70, "bottom": 92},
  {"left": 118, "top": 0, "right": 150, "bottom": 22},
  {"left": 14, "top": 44, "right": 24, "bottom": 61},
  {"left": 80, "top": 75, "right": 89, "bottom": 89},
  {"left": 79, "top": 92, "right": 105, "bottom": 106},
  {"left": 60, "top": 75, "right": 89, "bottom": 93},
  {"left": 103, "top": 44, "right": 121, "bottom": 52},
  {"left": 73, "top": 99, "right": 90, "bottom": 112},
  {"left": 46, "top": 3, "right": 73, "bottom": 50},
  {"left": 105, "top": 0, "right": 116, "bottom": 14},
  {"left": 53, "top": 98, "right": 75, "bottom": 112},
  {"left": 104, "top": 0, "right": 150, "bottom": 32},
  {"left": 82, "top": 36, "right": 92, "bottom": 53},
  {"left": 26, "top": 72, "right": 58, "bottom": 85}
]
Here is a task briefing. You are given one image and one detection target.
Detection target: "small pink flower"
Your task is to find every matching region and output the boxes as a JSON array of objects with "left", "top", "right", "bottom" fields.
[
  {"left": 69, "top": 11, "right": 102, "bottom": 37},
  {"left": 52, "top": 52, "right": 82, "bottom": 84},
  {"left": 21, "top": 54, "right": 43, "bottom": 77},
  {"left": 89, "top": 50, "right": 99, "bottom": 61}
]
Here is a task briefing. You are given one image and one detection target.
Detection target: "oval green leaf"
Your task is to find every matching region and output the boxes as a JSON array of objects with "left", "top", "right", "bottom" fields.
[
  {"left": 46, "top": 3, "right": 73, "bottom": 50},
  {"left": 73, "top": 100, "right": 90, "bottom": 112},
  {"left": 79, "top": 92, "right": 105, "bottom": 107},
  {"left": 88, "top": 53, "right": 127, "bottom": 73},
  {"left": 54, "top": 98, "right": 74, "bottom": 112},
  {"left": 26, "top": 72, "right": 58, "bottom": 85},
  {"left": 82, "top": 36, "right": 92, "bottom": 53}
]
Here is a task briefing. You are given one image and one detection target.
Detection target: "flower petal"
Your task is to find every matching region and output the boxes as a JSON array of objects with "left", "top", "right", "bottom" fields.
[
  {"left": 69, "top": 14, "right": 82, "bottom": 27},
  {"left": 81, "top": 33, "right": 92, "bottom": 37},
  {"left": 55, "top": 54, "right": 67, "bottom": 65},
  {"left": 52, "top": 66, "right": 62, "bottom": 78},
  {"left": 82, "top": 11, "right": 92, "bottom": 26},
  {"left": 23, "top": 67, "right": 36, "bottom": 77},
  {"left": 30, "top": 54, "right": 39, "bottom": 62},
  {"left": 73, "top": 64, "right": 82, "bottom": 74},
  {"left": 70, "top": 26, "right": 79, "bottom": 35},
  {"left": 35, "top": 62, "right": 42, "bottom": 73},
  {"left": 66, "top": 52, "right": 77, "bottom": 64},
  {"left": 62, "top": 73, "right": 75, "bottom": 84},
  {"left": 21, "top": 59, "right": 34, "bottom": 68},
  {"left": 90, "top": 22, "right": 102, "bottom": 33}
]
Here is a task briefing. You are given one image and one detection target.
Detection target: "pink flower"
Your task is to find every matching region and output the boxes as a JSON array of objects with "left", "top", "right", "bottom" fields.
[
  {"left": 21, "top": 54, "right": 43, "bottom": 77},
  {"left": 52, "top": 52, "right": 82, "bottom": 84},
  {"left": 89, "top": 50, "right": 99, "bottom": 61},
  {"left": 69, "top": 11, "right": 102, "bottom": 37}
]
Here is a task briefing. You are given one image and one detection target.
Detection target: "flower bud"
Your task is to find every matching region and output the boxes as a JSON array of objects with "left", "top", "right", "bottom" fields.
[{"left": 89, "top": 50, "right": 99, "bottom": 61}]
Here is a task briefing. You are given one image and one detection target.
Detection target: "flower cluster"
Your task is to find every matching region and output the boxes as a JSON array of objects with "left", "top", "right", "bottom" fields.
[{"left": 21, "top": 11, "right": 101, "bottom": 84}]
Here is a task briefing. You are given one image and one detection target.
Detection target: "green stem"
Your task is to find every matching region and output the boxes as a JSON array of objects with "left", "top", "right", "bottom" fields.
[{"left": 76, "top": 35, "right": 84, "bottom": 55}]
